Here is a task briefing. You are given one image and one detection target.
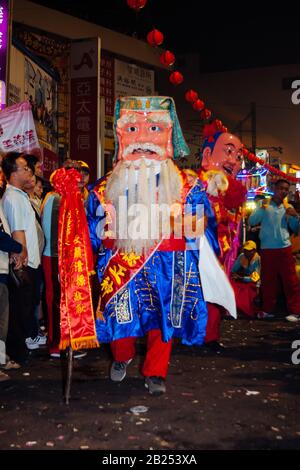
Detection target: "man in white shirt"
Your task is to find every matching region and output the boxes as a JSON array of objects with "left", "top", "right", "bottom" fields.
[{"left": 2, "top": 152, "right": 43, "bottom": 362}]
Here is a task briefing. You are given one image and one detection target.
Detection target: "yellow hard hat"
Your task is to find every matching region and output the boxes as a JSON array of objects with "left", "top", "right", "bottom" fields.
[
  {"left": 243, "top": 240, "right": 257, "bottom": 251},
  {"left": 49, "top": 169, "right": 59, "bottom": 185},
  {"left": 77, "top": 160, "right": 90, "bottom": 173}
]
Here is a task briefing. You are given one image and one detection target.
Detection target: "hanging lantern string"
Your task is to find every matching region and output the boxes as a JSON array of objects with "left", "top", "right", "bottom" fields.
[
  {"left": 243, "top": 149, "right": 300, "bottom": 183},
  {"left": 126, "top": 1, "right": 300, "bottom": 183}
]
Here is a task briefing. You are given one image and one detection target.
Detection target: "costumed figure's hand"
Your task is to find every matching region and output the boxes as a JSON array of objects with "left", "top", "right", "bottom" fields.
[
  {"left": 103, "top": 229, "right": 116, "bottom": 239},
  {"left": 204, "top": 170, "right": 229, "bottom": 197}
]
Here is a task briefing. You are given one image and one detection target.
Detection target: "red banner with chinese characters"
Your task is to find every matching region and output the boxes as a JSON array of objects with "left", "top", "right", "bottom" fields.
[{"left": 53, "top": 168, "right": 99, "bottom": 351}]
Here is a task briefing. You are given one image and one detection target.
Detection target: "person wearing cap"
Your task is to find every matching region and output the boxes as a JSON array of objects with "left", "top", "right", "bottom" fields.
[
  {"left": 77, "top": 161, "right": 90, "bottom": 209},
  {"left": 87, "top": 96, "right": 236, "bottom": 396},
  {"left": 231, "top": 240, "right": 261, "bottom": 318}
]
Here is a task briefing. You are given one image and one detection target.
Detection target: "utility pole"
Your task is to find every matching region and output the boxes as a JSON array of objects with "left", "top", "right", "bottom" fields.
[
  {"left": 251, "top": 102, "right": 256, "bottom": 155},
  {"left": 233, "top": 102, "right": 257, "bottom": 155}
]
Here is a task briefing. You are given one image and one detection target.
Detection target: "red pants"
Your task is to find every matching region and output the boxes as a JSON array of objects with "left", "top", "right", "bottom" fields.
[
  {"left": 205, "top": 303, "right": 222, "bottom": 343},
  {"left": 110, "top": 329, "right": 172, "bottom": 378},
  {"left": 231, "top": 280, "right": 258, "bottom": 318},
  {"left": 261, "top": 247, "right": 300, "bottom": 314}
]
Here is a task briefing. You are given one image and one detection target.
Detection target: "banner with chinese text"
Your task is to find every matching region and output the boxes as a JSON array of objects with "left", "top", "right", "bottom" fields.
[{"left": 0, "top": 100, "right": 41, "bottom": 158}]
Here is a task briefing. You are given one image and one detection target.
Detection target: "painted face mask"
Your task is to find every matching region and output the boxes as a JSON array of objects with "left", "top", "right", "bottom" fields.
[
  {"left": 116, "top": 109, "right": 173, "bottom": 163},
  {"left": 113, "top": 96, "right": 190, "bottom": 164},
  {"left": 202, "top": 132, "right": 243, "bottom": 178}
]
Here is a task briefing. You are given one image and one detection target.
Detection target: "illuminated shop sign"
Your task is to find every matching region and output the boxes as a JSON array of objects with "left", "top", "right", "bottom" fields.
[{"left": 0, "top": 1, "right": 9, "bottom": 110}]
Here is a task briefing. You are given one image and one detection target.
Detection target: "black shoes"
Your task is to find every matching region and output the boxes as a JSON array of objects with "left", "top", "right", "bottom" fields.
[
  {"left": 145, "top": 376, "right": 166, "bottom": 396},
  {"left": 205, "top": 341, "right": 225, "bottom": 354}
]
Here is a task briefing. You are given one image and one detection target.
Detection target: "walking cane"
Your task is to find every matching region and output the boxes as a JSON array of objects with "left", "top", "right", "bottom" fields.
[{"left": 61, "top": 347, "right": 73, "bottom": 405}]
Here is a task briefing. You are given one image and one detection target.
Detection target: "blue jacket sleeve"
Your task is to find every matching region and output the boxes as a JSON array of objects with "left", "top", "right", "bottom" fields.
[
  {"left": 86, "top": 190, "right": 106, "bottom": 254},
  {"left": 248, "top": 207, "right": 265, "bottom": 226},
  {"left": 287, "top": 215, "right": 300, "bottom": 235},
  {"left": 186, "top": 180, "right": 220, "bottom": 256},
  {"left": 0, "top": 232, "right": 22, "bottom": 254},
  {"left": 232, "top": 254, "right": 242, "bottom": 273}
]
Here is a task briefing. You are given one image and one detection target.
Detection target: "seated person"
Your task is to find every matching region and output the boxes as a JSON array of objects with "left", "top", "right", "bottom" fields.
[{"left": 231, "top": 240, "right": 261, "bottom": 318}]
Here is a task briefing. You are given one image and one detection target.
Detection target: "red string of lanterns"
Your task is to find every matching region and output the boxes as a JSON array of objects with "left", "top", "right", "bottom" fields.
[
  {"left": 146, "top": 28, "right": 164, "bottom": 47},
  {"left": 127, "top": 0, "right": 147, "bottom": 12},
  {"left": 243, "top": 149, "right": 300, "bottom": 183},
  {"left": 126, "top": 2, "right": 300, "bottom": 183}
]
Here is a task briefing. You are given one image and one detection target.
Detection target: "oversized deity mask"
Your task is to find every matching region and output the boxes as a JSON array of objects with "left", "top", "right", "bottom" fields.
[
  {"left": 202, "top": 132, "right": 243, "bottom": 178},
  {"left": 116, "top": 109, "right": 174, "bottom": 163},
  {"left": 113, "top": 96, "right": 190, "bottom": 165}
]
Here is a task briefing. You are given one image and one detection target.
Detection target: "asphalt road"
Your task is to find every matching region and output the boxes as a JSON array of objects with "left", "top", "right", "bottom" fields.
[{"left": 0, "top": 315, "right": 300, "bottom": 451}]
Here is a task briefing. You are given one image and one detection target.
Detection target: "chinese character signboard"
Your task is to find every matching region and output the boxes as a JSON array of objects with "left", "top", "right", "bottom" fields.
[
  {"left": 100, "top": 50, "right": 115, "bottom": 155},
  {"left": 42, "top": 147, "right": 59, "bottom": 181},
  {"left": 70, "top": 38, "right": 100, "bottom": 179},
  {"left": 100, "top": 50, "right": 114, "bottom": 117},
  {"left": 114, "top": 59, "right": 154, "bottom": 98},
  {"left": 0, "top": 1, "right": 9, "bottom": 110},
  {"left": 0, "top": 100, "right": 41, "bottom": 158}
]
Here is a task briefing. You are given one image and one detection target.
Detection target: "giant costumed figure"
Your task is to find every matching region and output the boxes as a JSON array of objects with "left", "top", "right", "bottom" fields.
[
  {"left": 199, "top": 121, "right": 247, "bottom": 348},
  {"left": 87, "top": 97, "right": 236, "bottom": 395}
]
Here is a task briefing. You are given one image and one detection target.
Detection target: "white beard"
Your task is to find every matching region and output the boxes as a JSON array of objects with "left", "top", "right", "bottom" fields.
[{"left": 105, "top": 158, "right": 183, "bottom": 255}]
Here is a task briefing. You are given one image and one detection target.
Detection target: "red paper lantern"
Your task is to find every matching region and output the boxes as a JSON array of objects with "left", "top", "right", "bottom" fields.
[
  {"left": 185, "top": 89, "right": 198, "bottom": 103},
  {"left": 214, "top": 119, "right": 223, "bottom": 130},
  {"left": 169, "top": 71, "right": 183, "bottom": 85},
  {"left": 200, "top": 108, "right": 212, "bottom": 120},
  {"left": 192, "top": 99, "right": 205, "bottom": 111},
  {"left": 160, "top": 50, "right": 175, "bottom": 67},
  {"left": 147, "top": 29, "right": 164, "bottom": 47},
  {"left": 127, "top": 0, "right": 147, "bottom": 11}
]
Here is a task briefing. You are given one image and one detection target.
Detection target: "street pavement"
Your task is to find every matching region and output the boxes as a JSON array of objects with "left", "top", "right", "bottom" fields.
[{"left": 0, "top": 314, "right": 300, "bottom": 451}]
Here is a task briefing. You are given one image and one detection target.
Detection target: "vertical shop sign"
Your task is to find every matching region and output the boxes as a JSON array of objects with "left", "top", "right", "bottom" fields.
[
  {"left": 70, "top": 38, "right": 100, "bottom": 179},
  {"left": 0, "top": 1, "right": 9, "bottom": 110},
  {"left": 114, "top": 59, "right": 154, "bottom": 98},
  {"left": 100, "top": 50, "right": 114, "bottom": 117}
]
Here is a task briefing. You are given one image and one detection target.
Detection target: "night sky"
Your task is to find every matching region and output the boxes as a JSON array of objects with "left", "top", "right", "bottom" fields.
[{"left": 31, "top": 1, "right": 300, "bottom": 72}]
